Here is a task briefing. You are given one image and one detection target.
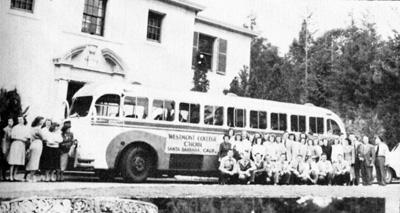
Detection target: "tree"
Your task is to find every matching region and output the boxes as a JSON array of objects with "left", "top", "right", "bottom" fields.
[
  {"left": 0, "top": 88, "right": 24, "bottom": 138},
  {"left": 191, "top": 53, "right": 209, "bottom": 92}
]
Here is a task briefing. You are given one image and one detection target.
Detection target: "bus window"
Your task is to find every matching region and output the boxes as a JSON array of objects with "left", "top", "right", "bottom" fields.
[
  {"left": 290, "top": 115, "right": 306, "bottom": 132},
  {"left": 250, "top": 110, "right": 267, "bottom": 129},
  {"left": 152, "top": 99, "right": 175, "bottom": 121},
  {"left": 309, "top": 117, "right": 324, "bottom": 134},
  {"left": 179, "top": 102, "right": 200, "bottom": 124},
  {"left": 204, "top": 105, "right": 224, "bottom": 126},
  {"left": 123, "top": 96, "right": 148, "bottom": 119},
  {"left": 327, "top": 119, "right": 341, "bottom": 135},
  {"left": 70, "top": 96, "right": 92, "bottom": 117},
  {"left": 227, "top": 107, "right": 246, "bottom": 128},
  {"left": 271, "top": 113, "right": 287, "bottom": 131},
  {"left": 95, "top": 94, "right": 120, "bottom": 117}
]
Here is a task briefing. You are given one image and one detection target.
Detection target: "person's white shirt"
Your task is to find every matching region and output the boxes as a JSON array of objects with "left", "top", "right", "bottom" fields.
[{"left": 376, "top": 142, "right": 389, "bottom": 159}]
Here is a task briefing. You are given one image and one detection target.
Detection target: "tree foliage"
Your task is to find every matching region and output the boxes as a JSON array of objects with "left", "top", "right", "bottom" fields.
[
  {"left": 192, "top": 52, "right": 209, "bottom": 92},
  {"left": 228, "top": 18, "right": 400, "bottom": 148}
]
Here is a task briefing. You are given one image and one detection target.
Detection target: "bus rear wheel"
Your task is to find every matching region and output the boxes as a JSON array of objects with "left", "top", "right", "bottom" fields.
[{"left": 120, "top": 146, "right": 153, "bottom": 182}]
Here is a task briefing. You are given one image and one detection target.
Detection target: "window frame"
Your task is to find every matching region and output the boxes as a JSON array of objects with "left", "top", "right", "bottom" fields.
[
  {"left": 178, "top": 102, "right": 200, "bottom": 124},
  {"left": 151, "top": 99, "right": 175, "bottom": 122},
  {"left": 227, "top": 107, "right": 246, "bottom": 128},
  {"left": 94, "top": 94, "right": 121, "bottom": 117},
  {"left": 146, "top": 10, "right": 165, "bottom": 42},
  {"left": 271, "top": 112, "right": 287, "bottom": 131},
  {"left": 198, "top": 33, "right": 216, "bottom": 71},
  {"left": 290, "top": 114, "right": 306, "bottom": 132},
  {"left": 122, "top": 96, "right": 149, "bottom": 120},
  {"left": 81, "top": 0, "right": 107, "bottom": 36},
  {"left": 309, "top": 116, "right": 324, "bottom": 134},
  {"left": 10, "top": 0, "right": 34, "bottom": 12},
  {"left": 204, "top": 105, "right": 224, "bottom": 126},
  {"left": 250, "top": 110, "right": 267, "bottom": 129}
]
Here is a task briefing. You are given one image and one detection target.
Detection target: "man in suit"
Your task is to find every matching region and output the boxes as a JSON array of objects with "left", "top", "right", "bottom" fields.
[
  {"left": 358, "top": 136, "right": 375, "bottom": 185},
  {"left": 349, "top": 134, "right": 362, "bottom": 185}
]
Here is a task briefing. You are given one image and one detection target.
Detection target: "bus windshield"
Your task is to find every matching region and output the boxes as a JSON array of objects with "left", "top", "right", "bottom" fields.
[{"left": 70, "top": 96, "right": 93, "bottom": 117}]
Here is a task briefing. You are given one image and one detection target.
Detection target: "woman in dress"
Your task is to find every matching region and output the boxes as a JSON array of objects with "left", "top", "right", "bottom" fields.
[
  {"left": 1, "top": 118, "right": 14, "bottom": 180},
  {"left": 40, "top": 122, "right": 63, "bottom": 182},
  {"left": 7, "top": 116, "right": 30, "bottom": 181},
  {"left": 251, "top": 134, "right": 265, "bottom": 161},
  {"left": 59, "top": 121, "right": 75, "bottom": 181},
  {"left": 299, "top": 138, "right": 308, "bottom": 159},
  {"left": 342, "top": 138, "right": 355, "bottom": 185},
  {"left": 331, "top": 138, "right": 344, "bottom": 163},
  {"left": 25, "top": 116, "right": 46, "bottom": 182},
  {"left": 275, "top": 136, "right": 286, "bottom": 160},
  {"left": 232, "top": 133, "right": 243, "bottom": 160}
]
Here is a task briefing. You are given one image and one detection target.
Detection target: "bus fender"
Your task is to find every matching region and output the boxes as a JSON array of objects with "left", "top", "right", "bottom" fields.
[{"left": 105, "top": 130, "right": 167, "bottom": 170}]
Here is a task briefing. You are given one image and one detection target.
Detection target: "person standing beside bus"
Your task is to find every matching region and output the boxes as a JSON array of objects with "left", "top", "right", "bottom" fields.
[
  {"left": 374, "top": 135, "right": 389, "bottom": 186},
  {"left": 218, "top": 149, "right": 237, "bottom": 184},
  {"left": 264, "top": 134, "right": 277, "bottom": 161},
  {"left": 358, "top": 136, "right": 375, "bottom": 185},
  {"left": 25, "top": 116, "right": 46, "bottom": 182},
  {"left": 342, "top": 138, "right": 355, "bottom": 185},
  {"left": 298, "top": 138, "right": 308, "bottom": 159},
  {"left": 40, "top": 122, "right": 63, "bottom": 182},
  {"left": 350, "top": 134, "right": 362, "bottom": 185},
  {"left": 313, "top": 139, "right": 323, "bottom": 161},
  {"left": 275, "top": 136, "right": 286, "bottom": 161},
  {"left": 59, "top": 121, "right": 75, "bottom": 181},
  {"left": 331, "top": 138, "right": 344, "bottom": 163},
  {"left": 251, "top": 134, "right": 264, "bottom": 161},
  {"left": 1, "top": 118, "right": 13, "bottom": 181},
  {"left": 320, "top": 138, "right": 332, "bottom": 161},
  {"left": 285, "top": 133, "right": 295, "bottom": 162},
  {"left": 218, "top": 135, "right": 232, "bottom": 161},
  {"left": 232, "top": 133, "right": 242, "bottom": 160},
  {"left": 7, "top": 116, "right": 30, "bottom": 181}
]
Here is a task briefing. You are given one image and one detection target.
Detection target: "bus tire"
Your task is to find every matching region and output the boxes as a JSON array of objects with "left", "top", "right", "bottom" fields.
[
  {"left": 386, "top": 167, "right": 394, "bottom": 184},
  {"left": 120, "top": 146, "right": 153, "bottom": 182}
]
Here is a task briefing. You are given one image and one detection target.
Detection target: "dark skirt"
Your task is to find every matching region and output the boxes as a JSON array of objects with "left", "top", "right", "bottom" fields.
[{"left": 40, "top": 146, "right": 60, "bottom": 170}]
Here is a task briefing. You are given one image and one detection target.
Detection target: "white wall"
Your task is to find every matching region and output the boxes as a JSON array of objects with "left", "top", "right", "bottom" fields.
[{"left": 0, "top": 0, "right": 252, "bottom": 121}]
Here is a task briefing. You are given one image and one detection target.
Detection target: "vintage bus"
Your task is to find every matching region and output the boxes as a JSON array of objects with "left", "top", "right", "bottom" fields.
[{"left": 66, "top": 82, "right": 345, "bottom": 182}]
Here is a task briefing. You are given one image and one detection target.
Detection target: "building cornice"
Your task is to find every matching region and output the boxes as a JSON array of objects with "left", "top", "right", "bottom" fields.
[
  {"left": 158, "top": 0, "right": 205, "bottom": 13},
  {"left": 195, "top": 15, "right": 259, "bottom": 37}
]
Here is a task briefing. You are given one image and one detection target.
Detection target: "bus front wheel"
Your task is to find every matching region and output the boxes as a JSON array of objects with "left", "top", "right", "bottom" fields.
[{"left": 120, "top": 146, "right": 153, "bottom": 182}]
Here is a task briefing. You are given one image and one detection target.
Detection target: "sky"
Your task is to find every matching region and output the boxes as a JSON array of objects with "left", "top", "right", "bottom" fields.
[{"left": 194, "top": 0, "right": 400, "bottom": 55}]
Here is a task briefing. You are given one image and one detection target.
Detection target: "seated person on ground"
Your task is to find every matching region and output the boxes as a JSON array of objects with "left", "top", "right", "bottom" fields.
[
  {"left": 252, "top": 153, "right": 266, "bottom": 184},
  {"left": 317, "top": 153, "right": 333, "bottom": 185},
  {"left": 332, "top": 154, "right": 350, "bottom": 185},
  {"left": 307, "top": 155, "right": 319, "bottom": 184},
  {"left": 264, "top": 155, "right": 276, "bottom": 184},
  {"left": 275, "top": 153, "right": 291, "bottom": 185},
  {"left": 290, "top": 154, "right": 310, "bottom": 185},
  {"left": 218, "top": 149, "right": 238, "bottom": 184},
  {"left": 237, "top": 150, "right": 255, "bottom": 184}
]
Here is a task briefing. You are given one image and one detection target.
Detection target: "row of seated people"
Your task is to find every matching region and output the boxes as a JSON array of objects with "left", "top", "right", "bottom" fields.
[{"left": 219, "top": 149, "right": 350, "bottom": 185}]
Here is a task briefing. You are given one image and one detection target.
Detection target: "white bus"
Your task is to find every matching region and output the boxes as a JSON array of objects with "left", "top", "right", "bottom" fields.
[{"left": 66, "top": 82, "right": 345, "bottom": 182}]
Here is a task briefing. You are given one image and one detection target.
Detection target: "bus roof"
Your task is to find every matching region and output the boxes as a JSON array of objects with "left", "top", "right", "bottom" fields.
[{"left": 73, "top": 82, "right": 338, "bottom": 118}]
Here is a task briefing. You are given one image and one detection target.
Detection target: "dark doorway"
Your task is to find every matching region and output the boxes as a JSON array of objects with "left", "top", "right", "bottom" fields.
[{"left": 66, "top": 81, "right": 86, "bottom": 106}]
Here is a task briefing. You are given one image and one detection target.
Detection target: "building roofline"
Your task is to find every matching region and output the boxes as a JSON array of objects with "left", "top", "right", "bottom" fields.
[
  {"left": 195, "top": 15, "right": 259, "bottom": 37},
  {"left": 158, "top": 0, "right": 205, "bottom": 12}
]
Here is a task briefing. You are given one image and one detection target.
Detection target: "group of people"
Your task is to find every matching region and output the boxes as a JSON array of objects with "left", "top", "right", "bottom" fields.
[
  {"left": 218, "top": 129, "right": 390, "bottom": 186},
  {"left": 0, "top": 116, "right": 76, "bottom": 182}
]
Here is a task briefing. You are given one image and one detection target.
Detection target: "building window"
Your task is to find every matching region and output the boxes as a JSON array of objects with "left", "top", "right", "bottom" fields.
[
  {"left": 147, "top": 11, "right": 164, "bottom": 42},
  {"left": 10, "top": 0, "right": 34, "bottom": 12},
  {"left": 81, "top": 0, "right": 107, "bottom": 36},
  {"left": 198, "top": 34, "right": 215, "bottom": 70}
]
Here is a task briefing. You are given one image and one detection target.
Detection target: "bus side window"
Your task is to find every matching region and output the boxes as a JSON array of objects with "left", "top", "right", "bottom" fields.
[
  {"left": 271, "top": 113, "right": 287, "bottom": 131},
  {"left": 95, "top": 94, "right": 120, "bottom": 117},
  {"left": 123, "top": 96, "right": 148, "bottom": 119},
  {"left": 309, "top": 117, "right": 324, "bottom": 134},
  {"left": 250, "top": 110, "right": 267, "bottom": 129},
  {"left": 327, "top": 119, "right": 341, "bottom": 135},
  {"left": 291, "top": 115, "right": 306, "bottom": 132},
  {"left": 204, "top": 105, "right": 224, "bottom": 126},
  {"left": 152, "top": 99, "right": 175, "bottom": 121},
  {"left": 179, "top": 102, "right": 200, "bottom": 124},
  {"left": 227, "top": 107, "right": 246, "bottom": 128}
]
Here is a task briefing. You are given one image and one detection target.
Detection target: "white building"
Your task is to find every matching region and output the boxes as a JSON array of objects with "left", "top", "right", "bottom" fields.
[{"left": 0, "top": 0, "right": 256, "bottom": 120}]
